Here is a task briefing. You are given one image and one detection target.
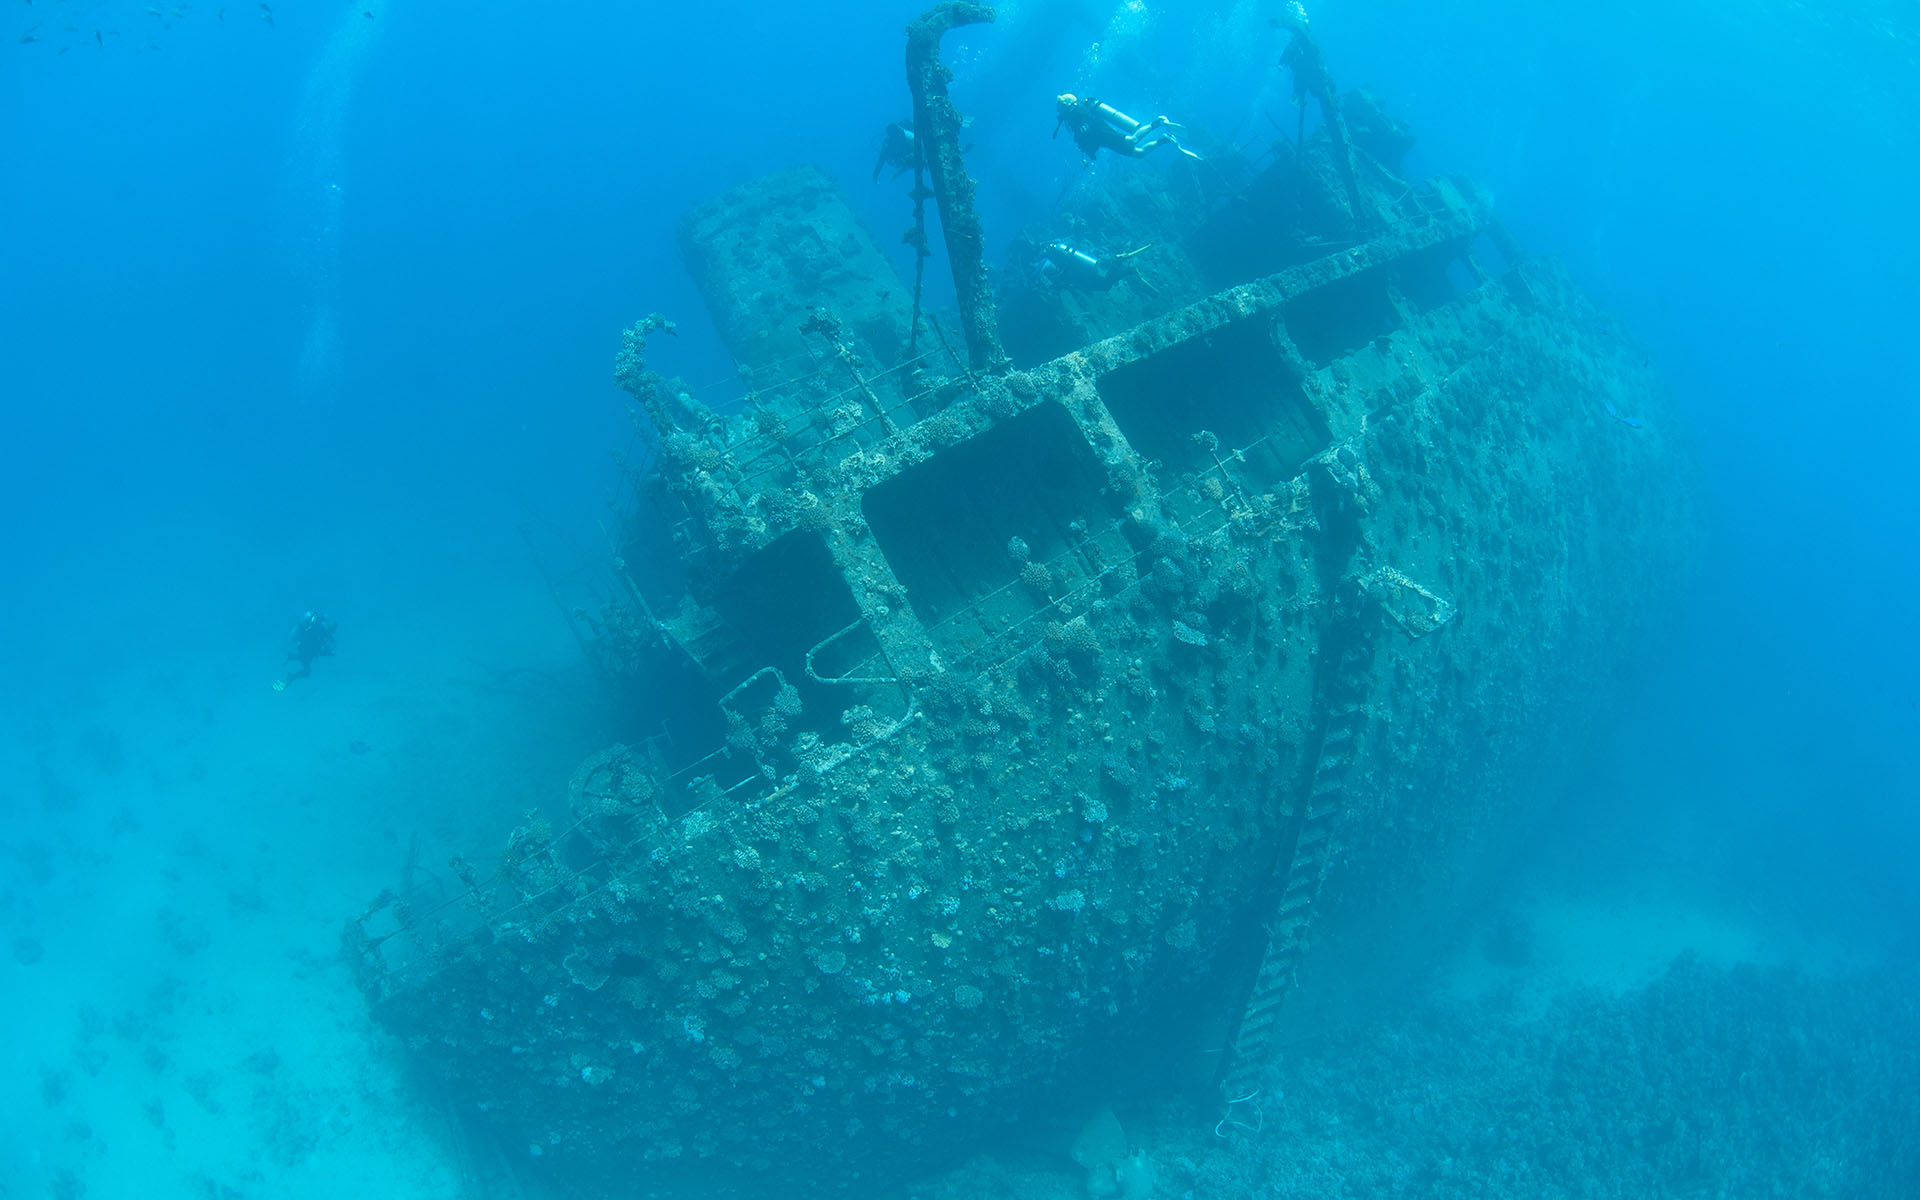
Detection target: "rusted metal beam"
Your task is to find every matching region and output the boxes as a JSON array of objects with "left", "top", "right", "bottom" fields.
[{"left": 906, "top": 3, "right": 1006, "bottom": 373}]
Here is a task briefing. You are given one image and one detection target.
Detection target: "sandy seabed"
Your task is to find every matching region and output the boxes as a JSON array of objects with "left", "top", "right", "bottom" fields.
[
  {"left": 1, "top": 580, "right": 604, "bottom": 1200},
  {"left": 6, "top": 590, "right": 1908, "bottom": 1200}
]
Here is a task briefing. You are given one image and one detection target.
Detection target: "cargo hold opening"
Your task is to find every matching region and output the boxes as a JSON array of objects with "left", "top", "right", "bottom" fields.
[
  {"left": 862, "top": 402, "right": 1121, "bottom": 662},
  {"left": 1097, "top": 316, "right": 1331, "bottom": 491}
]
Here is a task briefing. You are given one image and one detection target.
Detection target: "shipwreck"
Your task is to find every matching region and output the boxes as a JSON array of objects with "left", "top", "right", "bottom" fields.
[{"left": 348, "top": 6, "right": 1695, "bottom": 1196}]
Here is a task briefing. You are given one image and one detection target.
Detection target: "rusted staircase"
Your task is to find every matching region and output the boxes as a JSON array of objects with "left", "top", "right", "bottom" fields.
[{"left": 1219, "top": 613, "right": 1374, "bottom": 1099}]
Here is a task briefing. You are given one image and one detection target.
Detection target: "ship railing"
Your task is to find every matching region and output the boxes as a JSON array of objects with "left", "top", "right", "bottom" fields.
[
  {"left": 934, "top": 527, "right": 1135, "bottom": 681},
  {"left": 353, "top": 688, "right": 927, "bottom": 992},
  {"left": 644, "top": 334, "right": 961, "bottom": 503},
  {"left": 354, "top": 430, "right": 1299, "bottom": 990},
  {"left": 566, "top": 492, "right": 1254, "bottom": 944},
  {"left": 352, "top": 620, "right": 928, "bottom": 989},
  {"left": 809, "top": 421, "right": 1292, "bottom": 688},
  {"left": 1161, "top": 431, "right": 1288, "bottom": 544},
  {"left": 726, "top": 354, "right": 956, "bottom": 492},
  {"left": 805, "top": 617, "right": 902, "bottom": 687}
]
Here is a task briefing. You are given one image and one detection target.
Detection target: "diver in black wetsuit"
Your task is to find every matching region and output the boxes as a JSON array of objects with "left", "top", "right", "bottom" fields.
[
  {"left": 872, "top": 119, "right": 919, "bottom": 181},
  {"left": 1273, "top": 2, "right": 1367, "bottom": 222},
  {"left": 274, "top": 611, "right": 337, "bottom": 691},
  {"left": 1053, "top": 94, "right": 1201, "bottom": 163},
  {"left": 1035, "top": 239, "right": 1153, "bottom": 293}
]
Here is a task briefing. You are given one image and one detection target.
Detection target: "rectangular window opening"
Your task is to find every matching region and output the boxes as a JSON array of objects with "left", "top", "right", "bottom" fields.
[
  {"left": 861, "top": 402, "right": 1122, "bottom": 664},
  {"left": 1444, "top": 256, "right": 1480, "bottom": 299},
  {"left": 647, "top": 529, "right": 899, "bottom": 811},
  {"left": 1096, "top": 317, "right": 1332, "bottom": 499},
  {"left": 1470, "top": 231, "right": 1513, "bottom": 279},
  {"left": 1392, "top": 242, "right": 1471, "bottom": 313},
  {"left": 1284, "top": 267, "right": 1401, "bottom": 367}
]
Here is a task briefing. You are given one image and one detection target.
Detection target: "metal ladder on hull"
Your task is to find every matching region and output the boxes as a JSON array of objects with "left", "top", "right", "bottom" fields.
[{"left": 1218, "top": 619, "right": 1373, "bottom": 1100}]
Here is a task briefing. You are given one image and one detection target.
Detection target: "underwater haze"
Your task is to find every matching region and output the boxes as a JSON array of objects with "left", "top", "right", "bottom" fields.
[{"left": 3, "top": 1, "right": 1917, "bottom": 1197}]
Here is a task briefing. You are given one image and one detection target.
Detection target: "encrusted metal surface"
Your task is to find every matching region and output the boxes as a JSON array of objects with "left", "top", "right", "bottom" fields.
[{"left": 348, "top": 17, "right": 1696, "bottom": 1198}]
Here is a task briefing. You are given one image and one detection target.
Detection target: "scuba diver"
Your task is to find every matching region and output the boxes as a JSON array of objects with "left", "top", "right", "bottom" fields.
[
  {"left": 1035, "top": 239, "right": 1153, "bottom": 293},
  {"left": 1054, "top": 94, "right": 1201, "bottom": 163},
  {"left": 872, "top": 119, "right": 919, "bottom": 181},
  {"left": 273, "top": 610, "right": 337, "bottom": 692},
  {"left": 1274, "top": 2, "right": 1333, "bottom": 121},
  {"left": 1272, "top": 2, "right": 1367, "bottom": 223}
]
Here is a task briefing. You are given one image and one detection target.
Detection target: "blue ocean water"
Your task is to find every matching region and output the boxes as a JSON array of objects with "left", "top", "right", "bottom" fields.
[{"left": 3, "top": 1, "right": 1915, "bottom": 1196}]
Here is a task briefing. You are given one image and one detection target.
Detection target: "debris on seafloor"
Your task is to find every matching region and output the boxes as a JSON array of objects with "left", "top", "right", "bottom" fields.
[
  {"left": 345, "top": 6, "right": 1699, "bottom": 1198},
  {"left": 1072, "top": 1106, "right": 1156, "bottom": 1199}
]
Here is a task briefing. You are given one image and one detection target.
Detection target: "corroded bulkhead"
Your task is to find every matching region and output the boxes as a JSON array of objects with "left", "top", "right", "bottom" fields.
[{"left": 349, "top": 17, "right": 1695, "bottom": 1198}]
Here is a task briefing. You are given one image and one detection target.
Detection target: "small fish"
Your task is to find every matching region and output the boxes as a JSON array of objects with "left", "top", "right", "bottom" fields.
[
  {"left": 18, "top": 27, "right": 37, "bottom": 43},
  {"left": 258, "top": 2, "right": 274, "bottom": 27},
  {"left": 1603, "top": 402, "right": 1644, "bottom": 430}
]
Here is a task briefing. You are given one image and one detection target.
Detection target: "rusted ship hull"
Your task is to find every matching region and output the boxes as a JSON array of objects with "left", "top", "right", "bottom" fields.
[{"left": 349, "top": 15, "right": 1694, "bottom": 1197}]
